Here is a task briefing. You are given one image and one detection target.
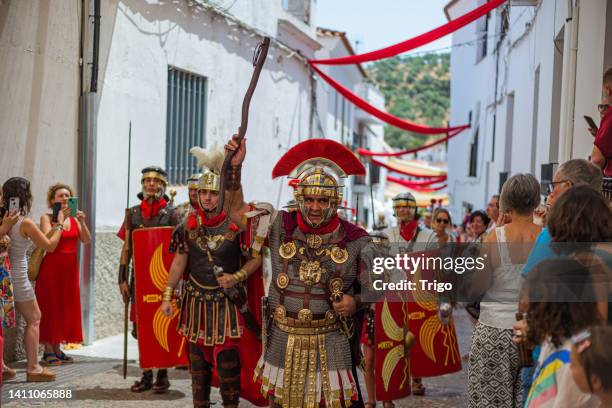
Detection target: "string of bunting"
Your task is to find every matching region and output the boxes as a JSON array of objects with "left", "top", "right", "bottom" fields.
[
  {"left": 309, "top": 0, "right": 508, "bottom": 153},
  {"left": 387, "top": 175, "right": 448, "bottom": 192},
  {"left": 370, "top": 158, "right": 447, "bottom": 179}
]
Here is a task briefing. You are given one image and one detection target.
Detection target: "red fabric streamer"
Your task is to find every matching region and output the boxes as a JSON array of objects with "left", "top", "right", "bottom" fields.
[
  {"left": 310, "top": 0, "right": 507, "bottom": 66},
  {"left": 311, "top": 63, "right": 470, "bottom": 136},
  {"left": 390, "top": 176, "right": 447, "bottom": 187},
  {"left": 388, "top": 176, "right": 447, "bottom": 192},
  {"left": 356, "top": 128, "right": 464, "bottom": 156},
  {"left": 370, "top": 158, "right": 446, "bottom": 179}
]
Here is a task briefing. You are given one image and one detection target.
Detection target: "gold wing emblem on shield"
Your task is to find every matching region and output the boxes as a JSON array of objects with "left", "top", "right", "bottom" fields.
[
  {"left": 380, "top": 298, "right": 409, "bottom": 392},
  {"left": 150, "top": 244, "right": 168, "bottom": 291},
  {"left": 412, "top": 266, "right": 437, "bottom": 311},
  {"left": 153, "top": 300, "right": 180, "bottom": 352},
  {"left": 420, "top": 315, "right": 442, "bottom": 363},
  {"left": 148, "top": 243, "right": 177, "bottom": 352}
]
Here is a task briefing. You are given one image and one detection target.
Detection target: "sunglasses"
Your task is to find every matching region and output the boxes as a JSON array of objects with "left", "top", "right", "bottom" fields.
[
  {"left": 436, "top": 218, "right": 449, "bottom": 224},
  {"left": 546, "top": 180, "right": 569, "bottom": 195},
  {"left": 598, "top": 103, "right": 610, "bottom": 113}
]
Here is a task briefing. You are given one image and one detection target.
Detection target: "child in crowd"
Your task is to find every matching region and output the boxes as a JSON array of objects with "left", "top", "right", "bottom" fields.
[{"left": 570, "top": 326, "right": 612, "bottom": 408}]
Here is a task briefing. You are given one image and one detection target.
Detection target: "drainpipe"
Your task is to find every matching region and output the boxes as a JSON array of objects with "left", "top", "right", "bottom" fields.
[
  {"left": 78, "top": 0, "right": 100, "bottom": 345},
  {"left": 559, "top": 0, "right": 579, "bottom": 161}
]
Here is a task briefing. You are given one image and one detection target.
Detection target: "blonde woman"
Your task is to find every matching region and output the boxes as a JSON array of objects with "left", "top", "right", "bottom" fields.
[{"left": 36, "top": 183, "right": 90, "bottom": 366}]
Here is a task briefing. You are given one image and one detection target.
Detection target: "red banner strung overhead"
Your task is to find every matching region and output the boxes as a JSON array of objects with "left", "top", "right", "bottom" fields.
[
  {"left": 387, "top": 175, "right": 447, "bottom": 187},
  {"left": 311, "top": 63, "right": 470, "bottom": 136},
  {"left": 387, "top": 176, "right": 447, "bottom": 192},
  {"left": 356, "top": 127, "right": 465, "bottom": 156},
  {"left": 310, "top": 0, "right": 507, "bottom": 66},
  {"left": 370, "top": 158, "right": 446, "bottom": 179}
]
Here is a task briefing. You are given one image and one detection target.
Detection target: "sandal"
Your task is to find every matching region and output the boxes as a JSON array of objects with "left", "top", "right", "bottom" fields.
[
  {"left": 41, "top": 353, "right": 62, "bottom": 366},
  {"left": 3, "top": 366, "right": 16, "bottom": 380},
  {"left": 27, "top": 367, "right": 56, "bottom": 382},
  {"left": 383, "top": 403, "right": 395, "bottom": 408},
  {"left": 365, "top": 402, "right": 376, "bottom": 408},
  {"left": 56, "top": 351, "right": 74, "bottom": 364}
]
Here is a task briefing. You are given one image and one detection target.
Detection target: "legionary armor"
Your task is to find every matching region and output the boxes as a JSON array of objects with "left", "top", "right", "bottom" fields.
[
  {"left": 254, "top": 139, "right": 377, "bottom": 408},
  {"left": 171, "top": 215, "right": 245, "bottom": 345}
]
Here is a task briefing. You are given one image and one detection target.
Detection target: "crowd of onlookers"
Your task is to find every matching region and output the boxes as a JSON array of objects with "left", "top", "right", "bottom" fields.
[
  {"left": 406, "top": 157, "right": 611, "bottom": 408},
  {"left": 0, "top": 178, "right": 89, "bottom": 383}
]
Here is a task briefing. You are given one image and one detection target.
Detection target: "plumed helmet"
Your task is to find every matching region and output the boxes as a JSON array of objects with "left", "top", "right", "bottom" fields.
[
  {"left": 272, "top": 139, "right": 365, "bottom": 228},
  {"left": 190, "top": 146, "right": 224, "bottom": 193}
]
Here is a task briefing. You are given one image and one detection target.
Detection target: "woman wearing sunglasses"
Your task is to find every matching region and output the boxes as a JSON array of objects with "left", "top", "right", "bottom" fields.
[{"left": 431, "top": 208, "right": 459, "bottom": 245}]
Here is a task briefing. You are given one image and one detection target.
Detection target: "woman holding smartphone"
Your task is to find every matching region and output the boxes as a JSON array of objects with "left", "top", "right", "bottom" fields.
[
  {"left": 36, "top": 183, "right": 90, "bottom": 366},
  {"left": 2, "top": 177, "right": 63, "bottom": 382}
]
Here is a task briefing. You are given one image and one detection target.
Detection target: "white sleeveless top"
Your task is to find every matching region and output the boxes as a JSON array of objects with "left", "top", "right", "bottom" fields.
[{"left": 479, "top": 227, "right": 523, "bottom": 330}]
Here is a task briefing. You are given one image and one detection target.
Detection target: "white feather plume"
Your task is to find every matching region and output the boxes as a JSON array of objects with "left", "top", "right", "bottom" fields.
[{"left": 190, "top": 145, "right": 225, "bottom": 173}]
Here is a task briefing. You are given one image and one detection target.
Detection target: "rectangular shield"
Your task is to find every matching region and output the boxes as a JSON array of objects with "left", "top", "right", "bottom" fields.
[
  {"left": 374, "top": 292, "right": 412, "bottom": 401},
  {"left": 132, "top": 227, "right": 189, "bottom": 369}
]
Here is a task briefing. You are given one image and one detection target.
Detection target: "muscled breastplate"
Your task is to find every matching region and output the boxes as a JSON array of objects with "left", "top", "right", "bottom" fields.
[{"left": 185, "top": 217, "right": 241, "bottom": 287}]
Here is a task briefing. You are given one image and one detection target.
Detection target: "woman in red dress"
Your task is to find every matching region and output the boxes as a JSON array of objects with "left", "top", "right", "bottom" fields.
[{"left": 36, "top": 183, "right": 91, "bottom": 365}]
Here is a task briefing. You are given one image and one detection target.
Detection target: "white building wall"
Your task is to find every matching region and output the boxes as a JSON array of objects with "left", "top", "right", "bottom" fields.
[
  {"left": 96, "top": 0, "right": 316, "bottom": 228},
  {"left": 0, "top": 0, "right": 80, "bottom": 218},
  {"left": 447, "top": 0, "right": 608, "bottom": 219}
]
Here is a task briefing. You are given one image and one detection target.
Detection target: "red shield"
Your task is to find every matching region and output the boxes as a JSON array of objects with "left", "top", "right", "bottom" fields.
[
  {"left": 374, "top": 292, "right": 411, "bottom": 401},
  {"left": 132, "top": 227, "right": 189, "bottom": 369},
  {"left": 405, "top": 249, "right": 462, "bottom": 378}
]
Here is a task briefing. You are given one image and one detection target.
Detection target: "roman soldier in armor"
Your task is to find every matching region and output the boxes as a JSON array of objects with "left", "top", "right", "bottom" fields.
[
  {"left": 175, "top": 173, "right": 202, "bottom": 222},
  {"left": 384, "top": 192, "right": 461, "bottom": 396},
  {"left": 160, "top": 140, "right": 269, "bottom": 408},
  {"left": 247, "top": 138, "right": 378, "bottom": 408},
  {"left": 117, "top": 166, "right": 178, "bottom": 393}
]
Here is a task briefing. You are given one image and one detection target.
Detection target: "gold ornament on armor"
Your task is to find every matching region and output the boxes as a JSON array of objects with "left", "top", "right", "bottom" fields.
[
  {"left": 297, "top": 308, "right": 313, "bottom": 322},
  {"left": 330, "top": 246, "right": 349, "bottom": 264},
  {"left": 276, "top": 272, "right": 289, "bottom": 289},
  {"left": 279, "top": 241, "right": 296, "bottom": 259},
  {"left": 195, "top": 234, "right": 225, "bottom": 251},
  {"left": 298, "top": 260, "right": 324, "bottom": 285},
  {"left": 305, "top": 234, "right": 322, "bottom": 249}
]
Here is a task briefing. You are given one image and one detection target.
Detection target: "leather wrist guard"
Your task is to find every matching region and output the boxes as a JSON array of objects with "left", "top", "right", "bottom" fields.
[
  {"left": 225, "top": 164, "right": 242, "bottom": 191},
  {"left": 118, "top": 264, "right": 129, "bottom": 284}
]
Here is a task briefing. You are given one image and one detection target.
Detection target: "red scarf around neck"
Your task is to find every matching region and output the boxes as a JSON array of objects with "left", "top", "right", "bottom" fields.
[
  {"left": 198, "top": 208, "right": 227, "bottom": 227},
  {"left": 296, "top": 212, "right": 340, "bottom": 235},
  {"left": 140, "top": 197, "right": 167, "bottom": 220},
  {"left": 399, "top": 220, "right": 418, "bottom": 242}
]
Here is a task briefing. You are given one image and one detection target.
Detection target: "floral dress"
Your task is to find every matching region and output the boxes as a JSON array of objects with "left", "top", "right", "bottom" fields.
[{"left": 0, "top": 235, "right": 16, "bottom": 328}]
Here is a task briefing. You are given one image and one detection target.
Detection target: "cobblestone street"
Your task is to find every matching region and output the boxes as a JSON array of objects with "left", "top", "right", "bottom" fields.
[{"left": 2, "top": 310, "right": 471, "bottom": 407}]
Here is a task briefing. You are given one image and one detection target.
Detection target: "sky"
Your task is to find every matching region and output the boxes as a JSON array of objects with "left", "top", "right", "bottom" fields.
[{"left": 315, "top": 0, "right": 452, "bottom": 56}]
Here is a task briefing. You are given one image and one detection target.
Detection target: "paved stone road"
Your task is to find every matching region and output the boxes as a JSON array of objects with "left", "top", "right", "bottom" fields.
[{"left": 3, "top": 310, "right": 472, "bottom": 408}]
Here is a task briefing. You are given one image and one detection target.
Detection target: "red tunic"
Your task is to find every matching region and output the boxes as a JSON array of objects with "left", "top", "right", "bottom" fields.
[{"left": 36, "top": 217, "right": 83, "bottom": 344}]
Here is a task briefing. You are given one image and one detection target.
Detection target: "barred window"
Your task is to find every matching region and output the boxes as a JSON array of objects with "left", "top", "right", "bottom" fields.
[{"left": 166, "top": 67, "right": 207, "bottom": 185}]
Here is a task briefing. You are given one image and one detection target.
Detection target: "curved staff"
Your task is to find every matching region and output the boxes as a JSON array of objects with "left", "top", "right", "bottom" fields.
[{"left": 214, "top": 37, "right": 270, "bottom": 215}]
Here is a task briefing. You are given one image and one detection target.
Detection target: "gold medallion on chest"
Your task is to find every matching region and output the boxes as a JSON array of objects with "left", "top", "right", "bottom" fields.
[
  {"left": 330, "top": 246, "right": 349, "bottom": 264},
  {"left": 276, "top": 272, "right": 289, "bottom": 289},
  {"left": 306, "top": 234, "right": 323, "bottom": 249},
  {"left": 298, "top": 260, "right": 324, "bottom": 285},
  {"left": 279, "top": 241, "right": 297, "bottom": 259}
]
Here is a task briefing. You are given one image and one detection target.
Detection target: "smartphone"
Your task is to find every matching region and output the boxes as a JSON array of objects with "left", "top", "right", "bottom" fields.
[
  {"left": 52, "top": 202, "right": 62, "bottom": 223},
  {"left": 584, "top": 115, "right": 598, "bottom": 131},
  {"left": 68, "top": 197, "right": 78, "bottom": 217},
  {"left": 8, "top": 197, "right": 19, "bottom": 214}
]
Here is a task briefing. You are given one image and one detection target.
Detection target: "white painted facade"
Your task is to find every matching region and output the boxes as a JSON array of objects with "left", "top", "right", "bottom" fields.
[
  {"left": 446, "top": 0, "right": 612, "bottom": 220},
  {"left": 95, "top": 0, "right": 320, "bottom": 228},
  {"left": 0, "top": 0, "right": 80, "bottom": 218}
]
